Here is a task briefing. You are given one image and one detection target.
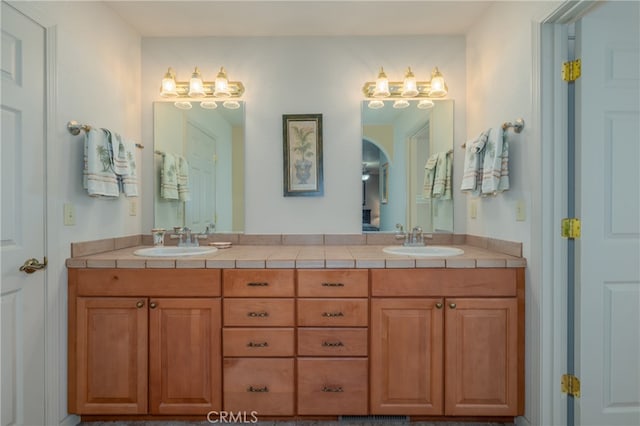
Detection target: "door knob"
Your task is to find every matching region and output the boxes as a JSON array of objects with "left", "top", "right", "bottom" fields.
[{"left": 19, "top": 257, "right": 47, "bottom": 274}]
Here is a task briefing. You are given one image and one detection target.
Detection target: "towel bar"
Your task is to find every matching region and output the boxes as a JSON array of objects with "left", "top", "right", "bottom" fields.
[
  {"left": 67, "top": 120, "right": 144, "bottom": 149},
  {"left": 461, "top": 118, "right": 525, "bottom": 148}
]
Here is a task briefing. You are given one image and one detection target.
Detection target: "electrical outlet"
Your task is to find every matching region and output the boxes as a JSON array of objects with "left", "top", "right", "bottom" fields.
[
  {"left": 470, "top": 200, "right": 477, "bottom": 219},
  {"left": 516, "top": 199, "right": 526, "bottom": 221},
  {"left": 63, "top": 203, "right": 75, "bottom": 226},
  {"left": 128, "top": 199, "right": 137, "bottom": 216}
]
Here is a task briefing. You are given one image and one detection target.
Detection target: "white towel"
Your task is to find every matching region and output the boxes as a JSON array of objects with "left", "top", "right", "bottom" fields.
[
  {"left": 83, "top": 128, "right": 119, "bottom": 198},
  {"left": 460, "top": 130, "right": 489, "bottom": 193},
  {"left": 160, "top": 153, "right": 179, "bottom": 200},
  {"left": 423, "top": 153, "right": 439, "bottom": 199},
  {"left": 121, "top": 138, "right": 138, "bottom": 197},
  {"left": 433, "top": 151, "right": 452, "bottom": 200},
  {"left": 177, "top": 155, "right": 191, "bottom": 201},
  {"left": 108, "top": 131, "right": 130, "bottom": 177},
  {"left": 481, "top": 127, "right": 504, "bottom": 195}
]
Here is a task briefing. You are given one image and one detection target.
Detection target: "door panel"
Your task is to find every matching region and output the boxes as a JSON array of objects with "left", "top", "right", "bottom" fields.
[
  {"left": 576, "top": 2, "right": 640, "bottom": 425},
  {"left": 1, "top": 3, "right": 46, "bottom": 425}
]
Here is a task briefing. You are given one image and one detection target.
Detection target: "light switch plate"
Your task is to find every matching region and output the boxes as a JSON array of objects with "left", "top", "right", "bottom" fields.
[
  {"left": 516, "top": 199, "right": 526, "bottom": 221},
  {"left": 128, "top": 199, "right": 137, "bottom": 216},
  {"left": 63, "top": 203, "right": 75, "bottom": 226},
  {"left": 470, "top": 200, "right": 477, "bottom": 219}
]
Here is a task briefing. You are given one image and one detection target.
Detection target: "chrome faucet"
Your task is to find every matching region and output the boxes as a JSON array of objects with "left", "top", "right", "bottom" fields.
[{"left": 408, "top": 226, "right": 424, "bottom": 246}]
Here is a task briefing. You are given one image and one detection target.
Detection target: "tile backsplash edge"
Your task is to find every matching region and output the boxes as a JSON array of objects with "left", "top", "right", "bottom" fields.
[{"left": 71, "top": 233, "right": 522, "bottom": 258}]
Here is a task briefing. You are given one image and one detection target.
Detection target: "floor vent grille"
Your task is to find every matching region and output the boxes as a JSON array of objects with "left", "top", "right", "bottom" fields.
[{"left": 339, "top": 415, "right": 410, "bottom": 423}]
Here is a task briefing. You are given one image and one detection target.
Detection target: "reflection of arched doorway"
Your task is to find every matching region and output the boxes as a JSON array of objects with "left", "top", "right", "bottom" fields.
[{"left": 362, "top": 139, "right": 388, "bottom": 231}]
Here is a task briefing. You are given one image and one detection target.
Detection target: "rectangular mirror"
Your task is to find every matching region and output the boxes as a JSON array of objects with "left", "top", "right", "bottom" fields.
[
  {"left": 153, "top": 101, "right": 245, "bottom": 232},
  {"left": 362, "top": 99, "right": 454, "bottom": 233}
]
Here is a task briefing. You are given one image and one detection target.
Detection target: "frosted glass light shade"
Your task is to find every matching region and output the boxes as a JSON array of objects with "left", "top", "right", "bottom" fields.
[
  {"left": 393, "top": 99, "right": 410, "bottom": 109},
  {"left": 214, "top": 67, "right": 231, "bottom": 97},
  {"left": 160, "top": 68, "right": 178, "bottom": 97},
  {"left": 417, "top": 99, "right": 434, "bottom": 109},
  {"left": 200, "top": 101, "right": 218, "bottom": 109},
  {"left": 428, "top": 67, "right": 448, "bottom": 97},
  {"left": 401, "top": 67, "right": 418, "bottom": 97},
  {"left": 368, "top": 100, "right": 384, "bottom": 109},
  {"left": 373, "top": 67, "right": 390, "bottom": 98},
  {"left": 188, "top": 67, "right": 205, "bottom": 97}
]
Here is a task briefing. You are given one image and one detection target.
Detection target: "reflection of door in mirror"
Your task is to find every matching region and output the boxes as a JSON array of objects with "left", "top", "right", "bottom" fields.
[
  {"left": 154, "top": 102, "right": 245, "bottom": 233},
  {"left": 362, "top": 140, "right": 388, "bottom": 232},
  {"left": 361, "top": 100, "right": 454, "bottom": 234}
]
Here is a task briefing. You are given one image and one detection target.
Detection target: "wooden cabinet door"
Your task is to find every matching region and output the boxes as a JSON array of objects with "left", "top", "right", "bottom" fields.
[
  {"left": 370, "top": 298, "right": 443, "bottom": 415},
  {"left": 444, "top": 298, "right": 518, "bottom": 416},
  {"left": 149, "top": 298, "right": 221, "bottom": 414},
  {"left": 75, "top": 297, "right": 148, "bottom": 414}
]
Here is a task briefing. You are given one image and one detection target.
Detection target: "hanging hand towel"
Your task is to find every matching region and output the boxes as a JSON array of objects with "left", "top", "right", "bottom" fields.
[
  {"left": 460, "top": 130, "right": 489, "bottom": 192},
  {"left": 433, "top": 151, "right": 453, "bottom": 200},
  {"left": 121, "top": 138, "right": 138, "bottom": 197},
  {"left": 422, "top": 153, "right": 439, "bottom": 199},
  {"left": 160, "top": 153, "right": 179, "bottom": 200},
  {"left": 83, "top": 128, "right": 119, "bottom": 197},
  {"left": 498, "top": 139, "right": 510, "bottom": 192},
  {"left": 177, "top": 155, "right": 191, "bottom": 202},
  {"left": 481, "top": 127, "right": 505, "bottom": 195}
]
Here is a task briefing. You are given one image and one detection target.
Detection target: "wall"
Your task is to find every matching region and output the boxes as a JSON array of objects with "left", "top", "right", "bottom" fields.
[
  {"left": 465, "top": 2, "right": 562, "bottom": 425},
  {"left": 11, "top": 2, "right": 142, "bottom": 424},
  {"left": 141, "top": 36, "right": 467, "bottom": 234}
]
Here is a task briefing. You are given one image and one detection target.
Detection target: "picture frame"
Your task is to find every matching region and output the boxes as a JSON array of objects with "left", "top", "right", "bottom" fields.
[
  {"left": 381, "top": 162, "right": 389, "bottom": 204},
  {"left": 283, "top": 113, "right": 324, "bottom": 197}
]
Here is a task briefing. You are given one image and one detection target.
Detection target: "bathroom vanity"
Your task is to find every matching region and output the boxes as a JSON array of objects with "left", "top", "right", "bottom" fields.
[{"left": 66, "top": 236, "right": 525, "bottom": 421}]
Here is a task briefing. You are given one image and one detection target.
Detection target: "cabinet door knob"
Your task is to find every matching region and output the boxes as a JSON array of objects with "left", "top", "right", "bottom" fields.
[
  {"left": 435, "top": 302, "right": 443, "bottom": 309},
  {"left": 136, "top": 300, "right": 145, "bottom": 309},
  {"left": 449, "top": 302, "right": 457, "bottom": 309},
  {"left": 150, "top": 301, "right": 157, "bottom": 309}
]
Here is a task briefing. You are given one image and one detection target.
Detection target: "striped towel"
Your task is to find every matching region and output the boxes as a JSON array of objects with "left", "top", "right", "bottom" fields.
[
  {"left": 422, "top": 153, "right": 439, "bottom": 199},
  {"left": 460, "top": 130, "right": 489, "bottom": 193},
  {"left": 433, "top": 151, "right": 452, "bottom": 200},
  {"left": 177, "top": 155, "right": 191, "bottom": 202},
  {"left": 83, "top": 128, "right": 119, "bottom": 198}
]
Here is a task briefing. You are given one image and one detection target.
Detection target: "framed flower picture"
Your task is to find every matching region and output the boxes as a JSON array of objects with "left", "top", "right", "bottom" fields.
[{"left": 283, "top": 113, "right": 324, "bottom": 196}]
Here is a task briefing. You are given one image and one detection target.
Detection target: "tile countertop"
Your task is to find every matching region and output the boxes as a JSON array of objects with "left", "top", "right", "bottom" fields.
[{"left": 65, "top": 244, "right": 527, "bottom": 269}]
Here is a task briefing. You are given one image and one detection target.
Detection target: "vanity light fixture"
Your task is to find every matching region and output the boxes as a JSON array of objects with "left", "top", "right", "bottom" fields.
[
  {"left": 363, "top": 66, "right": 448, "bottom": 109},
  {"left": 159, "top": 66, "right": 245, "bottom": 110}
]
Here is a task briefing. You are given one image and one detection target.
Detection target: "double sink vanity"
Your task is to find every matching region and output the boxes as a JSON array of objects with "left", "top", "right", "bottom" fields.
[{"left": 66, "top": 233, "right": 525, "bottom": 422}]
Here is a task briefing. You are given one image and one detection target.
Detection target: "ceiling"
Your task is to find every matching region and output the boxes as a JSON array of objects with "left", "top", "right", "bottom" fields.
[{"left": 105, "top": 1, "right": 495, "bottom": 37}]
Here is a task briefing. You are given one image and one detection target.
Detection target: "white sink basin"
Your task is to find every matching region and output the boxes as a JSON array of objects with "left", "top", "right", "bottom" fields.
[
  {"left": 383, "top": 245, "right": 464, "bottom": 257},
  {"left": 133, "top": 246, "right": 218, "bottom": 257}
]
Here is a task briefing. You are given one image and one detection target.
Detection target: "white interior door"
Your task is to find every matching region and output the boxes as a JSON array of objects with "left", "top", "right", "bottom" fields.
[
  {"left": 576, "top": 2, "right": 640, "bottom": 425},
  {"left": 1, "top": 3, "right": 47, "bottom": 425}
]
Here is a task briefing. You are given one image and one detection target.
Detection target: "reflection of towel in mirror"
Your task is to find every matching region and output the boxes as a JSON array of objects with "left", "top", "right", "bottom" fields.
[
  {"left": 160, "top": 153, "right": 178, "bottom": 200},
  {"left": 481, "top": 127, "right": 508, "bottom": 195},
  {"left": 83, "top": 128, "right": 119, "bottom": 198},
  {"left": 121, "top": 138, "right": 138, "bottom": 197},
  {"left": 177, "top": 155, "right": 191, "bottom": 202},
  {"left": 432, "top": 151, "right": 452, "bottom": 200},
  {"left": 422, "top": 153, "right": 439, "bottom": 199}
]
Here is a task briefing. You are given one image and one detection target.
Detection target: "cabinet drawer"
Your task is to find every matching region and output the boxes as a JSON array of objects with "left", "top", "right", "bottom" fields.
[
  {"left": 223, "top": 328, "right": 294, "bottom": 357},
  {"left": 74, "top": 268, "right": 221, "bottom": 297},
  {"left": 223, "top": 299, "right": 294, "bottom": 326},
  {"left": 297, "top": 299, "right": 368, "bottom": 327},
  {"left": 297, "top": 358, "right": 368, "bottom": 415},
  {"left": 297, "top": 269, "right": 368, "bottom": 297},
  {"left": 223, "top": 358, "right": 294, "bottom": 415},
  {"left": 297, "top": 328, "right": 367, "bottom": 356},
  {"left": 223, "top": 269, "right": 294, "bottom": 297},
  {"left": 371, "top": 268, "right": 517, "bottom": 297}
]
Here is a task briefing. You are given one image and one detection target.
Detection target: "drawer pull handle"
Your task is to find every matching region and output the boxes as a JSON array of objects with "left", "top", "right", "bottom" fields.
[
  {"left": 322, "top": 386, "right": 343, "bottom": 393},
  {"left": 321, "top": 282, "right": 344, "bottom": 287},
  {"left": 322, "top": 341, "right": 344, "bottom": 347},
  {"left": 247, "top": 311, "right": 269, "bottom": 318},
  {"left": 247, "top": 386, "right": 269, "bottom": 393},
  {"left": 247, "top": 341, "right": 269, "bottom": 348},
  {"left": 322, "top": 311, "right": 344, "bottom": 317},
  {"left": 247, "top": 282, "right": 269, "bottom": 287}
]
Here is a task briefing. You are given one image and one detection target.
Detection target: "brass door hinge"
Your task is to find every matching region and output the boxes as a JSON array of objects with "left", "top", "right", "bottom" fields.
[
  {"left": 562, "top": 59, "right": 582, "bottom": 82},
  {"left": 561, "top": 374, "right": 581, "bottom": 397},
  {"left": 561, "top": 218, "right": 581, "bottom": 239}
]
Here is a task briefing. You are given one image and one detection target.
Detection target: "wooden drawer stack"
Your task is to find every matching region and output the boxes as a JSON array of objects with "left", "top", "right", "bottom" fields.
[
  {"left": 296, "top": 269, "right": 369, "bottom": 415},
  {"left": 222, "top": 269, "right": 295, "bottom": 416}
]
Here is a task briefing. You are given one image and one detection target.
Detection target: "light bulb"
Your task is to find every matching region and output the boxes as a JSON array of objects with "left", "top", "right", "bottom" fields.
[
  {"left": 401, "top": 67, "right": 418, "bottom": 97},
  {"left": 214, "top": 67, "right": 231, "bottom": 97},
  {"left": 428, "top": 67, "right": 448, "bottom": 97},
  {"left": 160, "top": 68, "right": 177, "bottom": 97},
  {"left": 373, "top": 67, "right": 390, "bottom": 98}
]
